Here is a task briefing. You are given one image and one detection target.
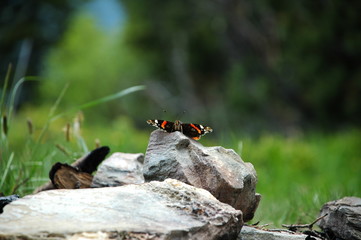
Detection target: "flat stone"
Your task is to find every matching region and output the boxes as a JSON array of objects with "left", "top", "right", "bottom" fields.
[
  {"left": 238, "top": 226, "right": 321, "bottom": 240},
  {"left": 91, "top": 152, "right": 144, "bottom": 187},
  {"left": 143, "top": 130, "right": 260, "bottom": 222},
  {"left": 318, "top": 196, "right": 361, "bottom": 240},
  {"left": 0, "top": 179, "right": 242, "bottom": 240}
]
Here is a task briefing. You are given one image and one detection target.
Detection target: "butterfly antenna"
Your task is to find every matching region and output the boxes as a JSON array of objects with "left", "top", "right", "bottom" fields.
[{"left": 175, "top": 110, "right": 187, "bottom": 121}]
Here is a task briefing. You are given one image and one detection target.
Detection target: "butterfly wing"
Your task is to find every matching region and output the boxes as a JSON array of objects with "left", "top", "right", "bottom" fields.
[
  {"left": 146, "top": 120, "right": 175, "bottom": 132},
  {"left": 147, "top": 120, "right": 213, "bottom": 140},
  {"left": 181, "top": 123, "right": 213, "bottom": 140}
]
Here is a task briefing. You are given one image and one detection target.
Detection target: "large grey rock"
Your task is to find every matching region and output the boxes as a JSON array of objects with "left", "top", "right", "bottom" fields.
[
  {"left": 318, "top": 196, "right": 361, "bottom": 240},
  {"left": 91, "top": 152, "right": 144, "bottom": 187},
  {"left": 238, "top": 226, "right": 321, "bottom": 240},
  {"left": 143, "top": 130, "right": 260, "bottom": 222},
  {"left": 0, "top": 179, "right": 242, "bottom": 240}
]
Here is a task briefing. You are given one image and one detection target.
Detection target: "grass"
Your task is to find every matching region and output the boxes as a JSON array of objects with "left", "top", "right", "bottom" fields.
[
  {"left": 0, "top": 112, "right": 149, "bottom": 195},
  {"left": 0, "top": 66, "right": 145, "bottom": 195},
  {"left": 234, "top": 130, "right": 361, "bottom": 227}
]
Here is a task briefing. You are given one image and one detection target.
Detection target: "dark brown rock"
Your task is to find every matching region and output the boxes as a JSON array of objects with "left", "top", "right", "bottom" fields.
[
  {"left": 318, "top": 196, "right": 361, "bottom": 240},
  {"left": 72, "top": 146, "right": 110, "bottom": 173},
  {"left": 143, "top": 130, "right": 261, "bottom": 222},
  {"left": 33, "top": 146, "right": 109, "bottom": 193},
  {"left": 50, "top": 163, "right": 93, "bottom": 189}
]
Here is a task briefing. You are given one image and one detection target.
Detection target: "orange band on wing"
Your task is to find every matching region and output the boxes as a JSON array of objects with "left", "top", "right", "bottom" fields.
[
  {"left": 190, "top": 123, "right": 201, "bottom": 134},
  {"left": 192, "top": 136, "right": 201, "bottom": 140},
  {"left": 161, "top": 121, "right": 168, "bottom": 129}
]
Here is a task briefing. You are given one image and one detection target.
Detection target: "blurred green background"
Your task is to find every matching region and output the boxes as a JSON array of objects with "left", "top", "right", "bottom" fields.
[{"left": 1, "top": 0, "right": 360, "bottom": 227}]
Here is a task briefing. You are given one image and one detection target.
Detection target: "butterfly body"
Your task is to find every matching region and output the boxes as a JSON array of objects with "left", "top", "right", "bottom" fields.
[{"left": 147, "top": 119, "right": 212, "bottom": 140}]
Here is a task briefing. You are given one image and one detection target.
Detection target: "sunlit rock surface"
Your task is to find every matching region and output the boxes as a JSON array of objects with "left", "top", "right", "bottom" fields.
[{"left": 0, "top": 179, "right": 242, "bottom": 240}]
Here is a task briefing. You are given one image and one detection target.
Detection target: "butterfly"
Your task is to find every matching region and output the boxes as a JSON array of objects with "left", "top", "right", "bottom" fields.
[{"left": 147, "top": 119, "right": 213, "bottom": 140}]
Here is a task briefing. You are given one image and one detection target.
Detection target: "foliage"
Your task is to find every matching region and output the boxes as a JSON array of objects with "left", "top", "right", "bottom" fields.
[
  {"left": 234, "top": 130, "right": 361, "bottom": 226},
  {"left": 0, "top": 108, "right": 148, "bottom": 196},
  {"left": 119, "top": 0, "right": 361, "bottom": 133},
  {"left": 4, "top": 1, "right": 360, "bottom": 133},
  {"left": 40, "top": 13, "right": 152, "bottom": 124},
  {"left": 0, "top": 0, "right": 89, "bottom": 84},
  {"left": 0, "top": 65, "right": 68, "bottom": 195},
  {"left": 0, "top": 64, "right": 145, "bottom": 196}
]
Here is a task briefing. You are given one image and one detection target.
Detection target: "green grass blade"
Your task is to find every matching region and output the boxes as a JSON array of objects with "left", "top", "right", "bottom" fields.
[
  {"left": 48, "top": 82, "right": 69, "bottom": 118},
  {"left": 7, "top": 76, "right": 39, "bottom": 123},
  {"left": 77, "top": 85, "right": 146, "bottom": 109},
  {"left": 0, "top": 64, "right": 12, "bottom": 114},
  {"left": 1, "top": 64, "right": 12, "bottom": 145},
  {"left": 0, "top": 152, "right": 14, "bottom": 189},
  {"left": 51, "top": 85, "right": 146, "bottom": 121},
  {"left": 36, "top": 83, "right": 69, "bottom": 143}
]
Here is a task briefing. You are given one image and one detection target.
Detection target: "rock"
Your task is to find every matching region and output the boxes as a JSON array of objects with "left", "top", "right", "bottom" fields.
[
  {"left": 91, "top": 152, "right": 144, "bottom": 187},
  {"left": 0, "top": 179, "right": 242, "bottom": 240},
  {"left": 0, "top": 195, "right": 19, "bottom": 214},
  {"left": 238, "top": 226, "right": 321, "bottom": 240},
  {"left": 143, "top": 130, "right": 261, "bottom": 222},
  {"left": 33, "top": 146, "right": 110, "bottom": 193},
  {"left": 318, "top": 196, "right": 361, "bottom": 240},
  {"left": 49, "top": 163, "right": 94, "bottom": 189}
]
